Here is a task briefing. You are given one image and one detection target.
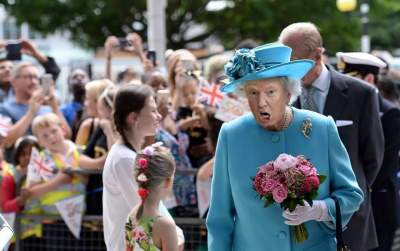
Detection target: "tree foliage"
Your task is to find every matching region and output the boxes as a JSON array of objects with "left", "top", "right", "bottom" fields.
[{"left": 0, "top": 0, "right": 399, "bottom": 55}]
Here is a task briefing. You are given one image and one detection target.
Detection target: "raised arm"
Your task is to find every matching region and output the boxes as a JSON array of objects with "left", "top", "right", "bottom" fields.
[
  {"left": 28, "top": 172, "right": 72, "bottom": 198},
  {"left": 2, "top": 90, "right": 44, "bottom": 147},
  {"left": 20, "top": 39, "right": 61, "bottom": 80},
  {"left": 79, "top": 154, "right": 107, "bottom": 170}
]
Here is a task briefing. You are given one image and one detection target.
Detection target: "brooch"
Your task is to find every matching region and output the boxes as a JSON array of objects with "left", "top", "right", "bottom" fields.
[{"left": 301, "top": 118, "right": 312, "bottom": 138}]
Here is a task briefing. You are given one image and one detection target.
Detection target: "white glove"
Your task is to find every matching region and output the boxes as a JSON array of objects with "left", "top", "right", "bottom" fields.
[{"left": 282, "top": 200, "right": 331, "bottom": 226}]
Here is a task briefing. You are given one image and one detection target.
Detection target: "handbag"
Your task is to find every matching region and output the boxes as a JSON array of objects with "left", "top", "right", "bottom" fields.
[{"left": 334, "top": 197, "right": 350, "bottom": 251}]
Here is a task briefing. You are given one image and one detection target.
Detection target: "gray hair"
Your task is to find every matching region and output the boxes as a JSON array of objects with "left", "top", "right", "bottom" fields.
[
  {"left": 11, "top": 62, "right": 35, "bottom": 79},
  {"left": 236, "top": 77, "right": 301, "bottom": 104},
  {"left": 284, "top": 77, "right": 302, "bottom": 104},
  {"left": 278, "top": 22, "right": 323, "bottom": 54}
]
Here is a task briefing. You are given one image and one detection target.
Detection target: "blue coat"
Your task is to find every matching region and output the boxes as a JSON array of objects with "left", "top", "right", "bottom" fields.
[{"left": 206, "top": 107, "right": 364, "bottom": 251}]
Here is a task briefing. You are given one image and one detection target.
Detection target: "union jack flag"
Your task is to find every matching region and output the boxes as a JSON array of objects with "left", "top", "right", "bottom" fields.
[
  {"left": 199, "top": 80, "right": 224, "bottom": 108},
  {"left": 27, "top": 148, "right": 55, "bottom": 183}
]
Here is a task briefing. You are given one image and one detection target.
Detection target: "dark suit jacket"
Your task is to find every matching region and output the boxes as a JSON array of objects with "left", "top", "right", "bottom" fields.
[
  {"left": 294, "top": 69, "right": 384, "bottom": 251},
  {"left": 371, "top": 96, "right": 400, "bottom": 243}
]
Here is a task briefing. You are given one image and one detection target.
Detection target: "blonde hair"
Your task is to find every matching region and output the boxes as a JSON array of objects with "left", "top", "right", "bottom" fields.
[
  {"left": 99, "top": 86, "right": 117, "bottom": 110},
  {"left": 204, "top": 54, "right": 229, "bottom": 83},
  {"left": 32, "top": 113, "right": 62, "bottom": 136},
  {"left": 166, "top": 49, "right": 198, "bottom": 97},
  {"left": 85, "top": 79, "right": 113, "bottom": 101}
]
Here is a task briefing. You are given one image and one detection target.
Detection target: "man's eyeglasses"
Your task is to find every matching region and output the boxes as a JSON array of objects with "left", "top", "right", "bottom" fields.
[{"left": 16, "top": 75, "right": 39, "bottom": 81}]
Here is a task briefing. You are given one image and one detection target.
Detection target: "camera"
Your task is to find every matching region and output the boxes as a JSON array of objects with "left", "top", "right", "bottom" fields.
[
  {"left": 147, "top": 50, "right": 157, "bottom": 66},
  {"left": 118, "top": 38, "right": 132, "bottom": 49},
  {"left": 6, "top": 42, "right": 21, "bottom": 61}
]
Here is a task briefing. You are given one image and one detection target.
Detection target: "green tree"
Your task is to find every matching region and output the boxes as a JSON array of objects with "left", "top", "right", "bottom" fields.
[
  {"left": 0, "top": 0, "right": 211, "bottom": 49},
  {"left": 198, "top": 0, "right": 361, "bottom": 54},
  {"left": 0, "top": 0, "right": 398, "bottom": 54},
  {"left": 369, "top": 0, "right": 400, "bottom": 51}
]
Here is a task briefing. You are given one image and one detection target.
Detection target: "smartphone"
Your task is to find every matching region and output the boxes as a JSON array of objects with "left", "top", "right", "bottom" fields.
[
  {"left": 156, "top": 89, "right": 170, "bottom": 103},
  {"left": 6, "top": 42, "right": 21, "bottom": 61},
  {"left": 118, "top": 37, "right": 131, "bottom": 49},
  {"left": 181, "top": 59, "right": 194, "bottom": 71},
  {"left": 40, "top": 74, "right": 53, "bottom": 95},
  {"left": 157, "top": 89, "right": 169, "bottom": 99},
  {"left": 147, "top": 50, "right": 157, "bottom": 66}
]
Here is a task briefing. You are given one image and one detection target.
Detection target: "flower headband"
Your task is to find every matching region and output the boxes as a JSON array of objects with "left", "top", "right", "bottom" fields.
[{"left": 136, "top": 142, "right": 164, "bottom": 201}]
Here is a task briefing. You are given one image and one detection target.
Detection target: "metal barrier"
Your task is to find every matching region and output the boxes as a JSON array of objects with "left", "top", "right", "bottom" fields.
[{"left": 10, "top": 214, "right": 207, "bottom": 251}]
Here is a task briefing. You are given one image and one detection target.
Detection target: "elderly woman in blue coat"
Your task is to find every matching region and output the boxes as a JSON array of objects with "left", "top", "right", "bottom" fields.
[{"left": 206, "top": 43, "right": 363, "bottom": 251}]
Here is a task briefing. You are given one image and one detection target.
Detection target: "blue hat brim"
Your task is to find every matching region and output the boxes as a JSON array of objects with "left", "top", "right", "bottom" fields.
[{"left": 221, "top": 59, "right": 314, "bottom": 93}]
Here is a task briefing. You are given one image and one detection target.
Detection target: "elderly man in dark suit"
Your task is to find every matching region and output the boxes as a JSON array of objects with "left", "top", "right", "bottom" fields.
[
  {"left": 337, "top": 52, "right": 400, "bottom": 251},
  {"left": 279, "top": 22, "right": 384, "bottom": 251}
]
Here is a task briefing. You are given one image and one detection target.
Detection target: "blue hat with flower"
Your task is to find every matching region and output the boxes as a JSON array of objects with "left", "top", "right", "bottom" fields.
[{"left": 221, "top": 43, "right": 315, "bottom": 93}]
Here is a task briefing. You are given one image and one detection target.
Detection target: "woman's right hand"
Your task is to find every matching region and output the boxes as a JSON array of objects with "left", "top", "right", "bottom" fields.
[{"left": 104, "top": 36, "right": 119, "bottom": 58}]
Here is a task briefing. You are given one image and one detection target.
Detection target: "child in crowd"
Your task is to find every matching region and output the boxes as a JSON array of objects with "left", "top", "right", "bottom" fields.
[
  {"left": 125, "top": 144, "right": 178, "bottom": 251},
  {"left": 1, "top": 136, "right": 39, "bottom": 213},
  {"left": 102, "top": 84, "right": 183, "bottom": 251},
  {"left": 175, "top": 75, "right": 211, "bottom": 168},
  {"left": 155, "top": 90, "right": 197, "bottom": 217},
  {"left": 1, "top": 136, "right": 43, "bottom": 250},
  {"left": 27, "top": 113, "right": 106, "bottom": 214},
  {"left": 25, "top": 113, "right": 106, "bottom": 248}
]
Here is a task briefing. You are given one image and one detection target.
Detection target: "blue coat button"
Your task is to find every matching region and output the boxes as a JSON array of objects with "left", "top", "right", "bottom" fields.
[
  {"left": 271, "top": 135, "right": 280, "bottom": 143},
  {"left": 277, "top": 231, "right": 287, "bottom": 239}
]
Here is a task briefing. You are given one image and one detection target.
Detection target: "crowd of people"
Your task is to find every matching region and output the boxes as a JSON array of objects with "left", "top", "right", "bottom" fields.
[{"left": 0, "top": 21, "right": 399, "bottom": 251}]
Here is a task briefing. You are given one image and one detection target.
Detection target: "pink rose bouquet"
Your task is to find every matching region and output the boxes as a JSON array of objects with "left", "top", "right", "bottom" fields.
[{"left": 252, "top": 153, "right": 326, "bottom": 243}]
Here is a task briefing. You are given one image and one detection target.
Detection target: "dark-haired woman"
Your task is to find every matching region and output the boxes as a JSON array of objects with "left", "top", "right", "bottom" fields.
[
  {"left": 102, "top": 84, "right": 183, "bottom": 250},
  {"left": 1, "top": 136, "right": 43, "bottom": 250}
]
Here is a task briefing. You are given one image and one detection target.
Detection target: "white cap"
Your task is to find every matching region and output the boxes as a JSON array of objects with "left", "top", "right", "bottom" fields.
[{"left": 336, "top": 52, "right": 387, "bottom": 68}]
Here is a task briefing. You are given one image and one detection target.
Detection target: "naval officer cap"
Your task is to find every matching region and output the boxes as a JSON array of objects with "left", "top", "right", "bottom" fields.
[{"left": 336, "top": 52, "right": 387, "bottom": 76}]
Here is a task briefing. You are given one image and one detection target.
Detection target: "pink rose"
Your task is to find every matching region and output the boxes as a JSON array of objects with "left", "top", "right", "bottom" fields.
[
  {"left": 262, "top": 179, "right": 278, "bottom": 193},
  {"left": 272, "top": 184, "right": 288, "bottom": 203},
  {"left": 299, "top": 165, "right": 314, "bottom": 176},
  {"left": 274, "top": 154, "right": 298, "bottom": 171}
]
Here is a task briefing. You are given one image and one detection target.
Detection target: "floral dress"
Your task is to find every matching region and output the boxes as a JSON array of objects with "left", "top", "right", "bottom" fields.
[{"left": 125, "top": 215, "right": 161, "bottom": 251}]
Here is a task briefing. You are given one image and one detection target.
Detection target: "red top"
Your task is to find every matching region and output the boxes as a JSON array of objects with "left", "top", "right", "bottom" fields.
[{"left": 1, "top": 174, "right": 21, "bottom": 212}]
